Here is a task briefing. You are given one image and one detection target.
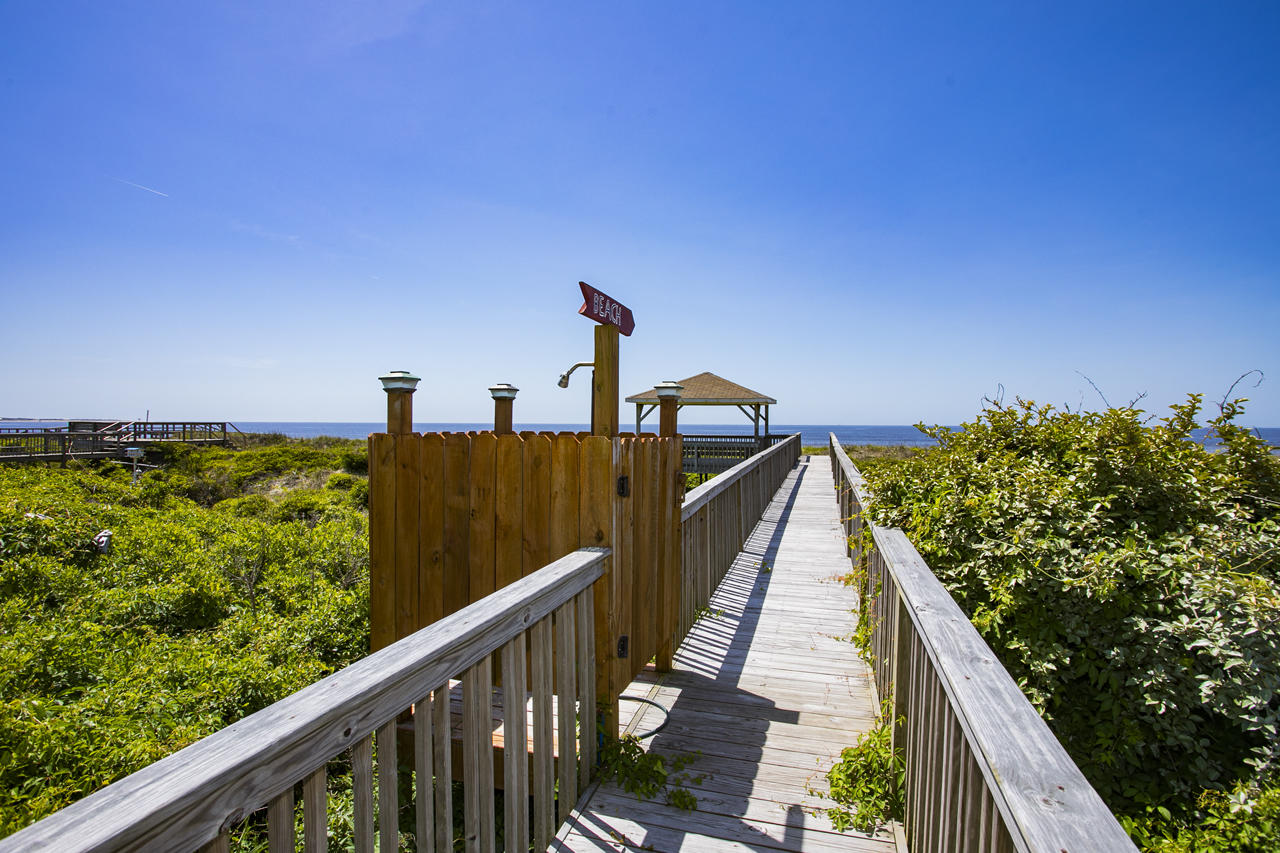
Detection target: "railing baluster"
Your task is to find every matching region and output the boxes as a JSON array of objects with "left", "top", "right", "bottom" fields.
[
  {"left": 303, "top": 766, "right": 326, "bottom": 853},
  {"left": 415, "top": 691, "right": 435, "bottom": 853},
  {"left": 267, "top": 785, "right": 293, "bottom": 851},
  {"left": 575, "top": 586, "right": 595, "bottom": 788},
  {"left": 432, "top": 686, "right": 452, "bottom": 853},
  {"left": 377, "top": 719, "right": 398, "bottom": 853},
  {"left": 354, "top": 734, "right": 375, "bottom": 853},
  {"left": 462, "top": 656, "right": 495, "bottom": 853},
  {"left": 530, "top": 617, "right": 554, "bottom": 851},
  {"left": 501, "top": 637, "right": 529, "bottom": 853},
  {"left": 554, "top": 600, "right": 578, "bottom": 821}
]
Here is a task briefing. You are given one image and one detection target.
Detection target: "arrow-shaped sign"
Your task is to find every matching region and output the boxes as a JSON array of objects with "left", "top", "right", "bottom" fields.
[{"left": 578, "top": 281, "right": 635, "bottom": 336}]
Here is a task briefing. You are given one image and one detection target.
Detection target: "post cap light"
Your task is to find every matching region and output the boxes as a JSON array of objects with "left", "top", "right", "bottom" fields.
[
  {"left": 654, "top": 381, "right": 684, "bottom": 399},
  {"left": 379, "top": 371, "right": 421, "bottom": 392},
  {"left": 488, "top": 383, "right": 519, "bottom": 400}
]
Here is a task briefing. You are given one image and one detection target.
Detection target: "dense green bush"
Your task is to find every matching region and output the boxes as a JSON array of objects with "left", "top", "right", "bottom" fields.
[
  {"left": 856, "top": 395, "right": 1280, "bottom": 846},
  {"left": 0, "top": 453, "right": 370, "bottom": 838}
]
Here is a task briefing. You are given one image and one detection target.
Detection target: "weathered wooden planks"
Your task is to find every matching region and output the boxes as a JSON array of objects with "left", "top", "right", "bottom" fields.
[{"left": 557, "top": 454, "right": 893, "bottom": 853}]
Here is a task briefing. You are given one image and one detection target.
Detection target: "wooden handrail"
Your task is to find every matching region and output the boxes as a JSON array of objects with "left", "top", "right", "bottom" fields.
[
  {"left": 828, "top": 434, "right": 1135, "bottom": 852},
  {"left": 0, "top": 547, "right": 609, "bottom": 853},
  {"left": 682, "top": 432, "right": 801, "bottom": 520},
  {"left": 672, "top": 433, "right": 801, "bottom": 652}
]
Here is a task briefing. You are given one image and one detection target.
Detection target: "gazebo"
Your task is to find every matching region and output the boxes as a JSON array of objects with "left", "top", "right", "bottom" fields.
[{"left": 626, "top": 371, "right": 777, "bottom": 439}]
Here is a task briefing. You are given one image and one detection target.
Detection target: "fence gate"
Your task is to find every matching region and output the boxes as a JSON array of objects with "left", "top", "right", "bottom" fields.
[{"left": 369, "top": 430, "right": 683, "bottom": 733}]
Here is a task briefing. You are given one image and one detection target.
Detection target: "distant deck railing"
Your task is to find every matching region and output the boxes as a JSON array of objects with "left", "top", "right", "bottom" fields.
[
  {"left": 0, "top": 422, "right": 231, "bottom": 463},
  {"left": 829, "top": 434, "right": 1135, "bottom": 852},
  {"left": 682, "top": 433, "right": 789, "bottom": 476},
  {"left": 0, "top": 548, "right": 608, "bottom": 853},
  {"left": 676, "top": 433, "right": 801, "bottom": 646}
]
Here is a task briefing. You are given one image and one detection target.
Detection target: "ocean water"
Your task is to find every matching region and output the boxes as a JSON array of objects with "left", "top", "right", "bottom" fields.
[
  {"left": 223, "top": 422, "right": 941, "bottom": 447},
  {"left": 6, "top": 420, "right": 1277, "bottom": 449}
]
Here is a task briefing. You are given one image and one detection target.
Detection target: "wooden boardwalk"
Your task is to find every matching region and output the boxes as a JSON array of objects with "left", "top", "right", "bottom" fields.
[{"left": 554, "top": 455, "right": 897, "bottom": 852}]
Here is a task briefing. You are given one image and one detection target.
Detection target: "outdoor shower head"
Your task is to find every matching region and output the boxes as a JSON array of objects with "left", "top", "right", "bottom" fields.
[{"left": 557, "top": 362, "right": 594, "bottom": 389}]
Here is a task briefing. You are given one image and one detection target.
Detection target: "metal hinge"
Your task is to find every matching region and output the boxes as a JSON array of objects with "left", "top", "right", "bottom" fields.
[
  {"left": 616, "top": 475, "right": 630, "bottom": 497},
  {"left": 617, "top": 635, "right": 629, "bottom": 659}
]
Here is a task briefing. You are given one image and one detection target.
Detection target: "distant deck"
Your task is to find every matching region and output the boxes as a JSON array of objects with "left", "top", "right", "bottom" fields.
[
  {"left": 0, "top": 421, "right": 233, "bottom": 464},
  {"left": 555, "top": 455, "right": 896, "bottom": 852}
]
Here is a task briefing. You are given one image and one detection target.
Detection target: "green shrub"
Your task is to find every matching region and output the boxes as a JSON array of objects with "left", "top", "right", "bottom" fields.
[
  {"left": 0, "top": 455, "right": 371, "bottom": 838},
  {"left": 857, "top": 394, "right": 1280, "bottom": 838},
  {"left": 325, "top": 472, "right": 357, "bottom": 491}
]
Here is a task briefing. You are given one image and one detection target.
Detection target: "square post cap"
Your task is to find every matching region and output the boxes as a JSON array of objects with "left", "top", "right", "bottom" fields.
[
  {"left": 379, "top": 371, "right": 421, "bottom": 392},
  {"left": 488, "top": 383, "right": 520, "bottom": 400},
  {"left": 654, "top": 381, "right": 684, "bottom": 399}
]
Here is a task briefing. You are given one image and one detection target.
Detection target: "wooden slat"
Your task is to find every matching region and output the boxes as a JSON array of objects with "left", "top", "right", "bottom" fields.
[
  {"left": 377, "top": 720, "right": 397, "bottom": 853},
  {"left": 521, "top": 433, "right": 552, "bottom": 577},
  {"left": 530, "top": 617, "right": 555, "bottom": 851},
  {"left": 303, "top": 766, "right": 326, "bottom": 853},
  {"left": 442, "top": 432, "right": 471, "bottom": 617},
  {"left": 419, "top": 433, "right": 445, "bottom": 629},
  {"left": 432, "top": 686, "right": 452, "bottom": 853},
  {"left": 494, "top": 434, "right": 523, "bottom": 591},
  {"left": 267, "top": 788, "right": 293, "bottom": 853},
  {"left": 579, "top": 435, "right": 616, "bottom": 737},
  {"left": 462, "top": 656, "right": 495, "bottom": 853},
  {"left": 414, "top": 692, "right": 434, "bottom": 853},
  {"left": 628, "top": 439, "right": 650, "bottom": 680},
  {"left": 549, "top": 433, "right": 580, "bottom": 562},
  {"left": 353, "top": 735, "right": 374, "bottom": 853},
  {"left": 370, "top": 433, "right": 397, "bottom": 652},
  {"left": 469, "top": 432, "right": 497, "bottom": 603},
  {"left": 501, "top": 637, "right": 529, "bottom": 853},
  {"left": 615, "top": 437, "right": 635, "bottom": 687},
  {"left": 656, "top": 437, "right": 678, "bottom": 670},
  {"left": 395, "top": 433, "right": 422, "bottom": 640},
  {"left": 554, "top": 600, "right": 578, "bottom": 822},
  {"left": 574, "top": 586, "right": 595, "bottom": 790}
]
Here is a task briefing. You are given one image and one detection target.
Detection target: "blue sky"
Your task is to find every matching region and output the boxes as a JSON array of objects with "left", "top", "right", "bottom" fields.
[{"left": 2, "top": 1, "right": 1277, "bottom": 426}]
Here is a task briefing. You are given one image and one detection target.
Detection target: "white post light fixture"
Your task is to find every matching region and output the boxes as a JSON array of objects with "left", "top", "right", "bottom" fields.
[
  {"left": 378, "top": 370, "right": 421, "bottom": 434},
  {"left": 489, "top": 383, "right": 519, "bottom": 435}
]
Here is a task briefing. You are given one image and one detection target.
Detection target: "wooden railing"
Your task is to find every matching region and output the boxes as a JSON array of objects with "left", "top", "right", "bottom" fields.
[
  {"left": 675, "top": 433, "right": 801, "bottom": 647},
  {"left": 0, "top": 547, "right": 608, "bottom": 853},
  {"left": 681, "top": 433, "right": 788, "bottom": 476},
  {"left": 828, "top": 435, "right": 1135, "bottom": 852},
  {"left": 0, "top": 422, "right": 230, "bottom": 462}
]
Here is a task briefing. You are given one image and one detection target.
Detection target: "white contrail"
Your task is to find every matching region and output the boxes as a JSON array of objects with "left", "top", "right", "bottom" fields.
[{"left": 112, "top": 177, "right": 169, "bottom": 197}]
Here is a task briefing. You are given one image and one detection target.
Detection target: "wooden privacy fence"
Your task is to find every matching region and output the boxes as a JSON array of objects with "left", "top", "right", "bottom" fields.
[
  {"left": 0, "top": 548, "right": 607, "bottom": 853},
  {"left": 677, "top": 433, "right": 801, "bottom": 647},
  {"left": 828, "top": 435, "right": 1136, "bottom": 853},
  {"left": 369, "top": 430, "right": 683, "bottom": 729}
]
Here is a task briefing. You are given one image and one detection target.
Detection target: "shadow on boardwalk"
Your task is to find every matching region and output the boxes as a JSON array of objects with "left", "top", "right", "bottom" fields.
[{"left": 554, "top": 456, "right": 894, "bottom": 852}]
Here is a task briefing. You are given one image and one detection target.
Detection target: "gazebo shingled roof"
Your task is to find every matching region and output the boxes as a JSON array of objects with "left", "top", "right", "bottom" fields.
[
  {"left": 625, "top": 371, "right": 776, "bottom": 436},
  {"left": 625, "top": 372, "right": 776, "bottom": 406}
]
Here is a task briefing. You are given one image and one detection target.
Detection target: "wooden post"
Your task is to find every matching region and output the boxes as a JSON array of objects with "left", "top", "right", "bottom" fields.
[
  {"left": 372, "top": 372, "right": 420, "bottom": 655},
  {"left": 654, "top": 381, "right": 682, "bottom": 671},
  {"left": 591, "top": 325, "right": 619, "bottom": 437},
  {"left": 489, "top": 384, "right": 518, "bottom": 435},
  {"left": 656, "top": 384, "right": 682, "bottom": 439},
  {"left": 380, "top": 371, "right": 420, "bottom": 435}
]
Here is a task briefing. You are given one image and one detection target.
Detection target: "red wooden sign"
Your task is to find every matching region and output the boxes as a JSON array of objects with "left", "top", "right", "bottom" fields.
[{"left": 578, "top": 281, "right": 635, "bottom": 336}]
